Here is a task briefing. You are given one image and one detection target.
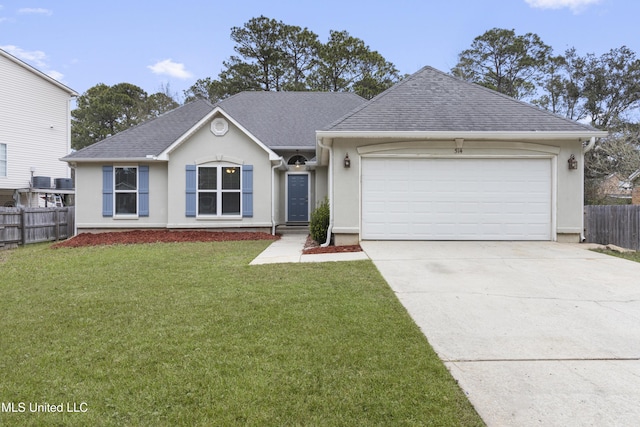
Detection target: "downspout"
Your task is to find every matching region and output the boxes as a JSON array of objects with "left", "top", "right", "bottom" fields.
[
  {"left": 317, "top": 138, "right": 333, "bottom": 247},
  {"left": 581, "top": 137, "right": 596, "bottom": 242},
  {"left": 271, "top": 158, "right": 286, "bottom": 235},
  {"left": 582, "top": 137, "right": 596, "bottom": 153}
]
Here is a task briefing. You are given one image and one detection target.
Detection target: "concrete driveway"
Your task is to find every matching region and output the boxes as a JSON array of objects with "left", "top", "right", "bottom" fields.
[{"left": 361, "top": 241, "right": 640, "bottom": 427}]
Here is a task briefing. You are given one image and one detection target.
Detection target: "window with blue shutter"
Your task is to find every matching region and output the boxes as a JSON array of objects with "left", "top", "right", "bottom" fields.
[
  {"left": 187, "top": 164, "right": 253, "bottom": 218},
  {"left": 102, "top": 166, "right": 113, "bottom": 217},
  {"left": 139, "top": 165, "right": 149, "bottom": 217},
  {"left": 185, "top": 165, "right": 197, "bottom": 217},
  {"left": 242, "top": 165, "right": 253, "bottom": 217}
]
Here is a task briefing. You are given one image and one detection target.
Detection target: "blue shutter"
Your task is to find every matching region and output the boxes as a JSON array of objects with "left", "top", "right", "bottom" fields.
[
  {"left": 185, "top": 165, "right": 197, "bottom": 217},
  {"left": 139, "top": 165, "right": 149, "bottom": 217},
  {"left": 242, "top": 165, "right": 253, "bottom": 217},
  {"left": 102, "top": 166, "right": 113, "bottom": 217}
]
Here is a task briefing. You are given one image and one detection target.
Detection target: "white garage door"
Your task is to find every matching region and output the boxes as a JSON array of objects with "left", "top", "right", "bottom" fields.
[{"left": 361, "top": 158, "right": 552, "bottom": 240}]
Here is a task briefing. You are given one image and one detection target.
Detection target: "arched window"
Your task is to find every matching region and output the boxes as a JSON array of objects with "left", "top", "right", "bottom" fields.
[{"left": 288, "top": 154, "right": 307, "bottom": 166}]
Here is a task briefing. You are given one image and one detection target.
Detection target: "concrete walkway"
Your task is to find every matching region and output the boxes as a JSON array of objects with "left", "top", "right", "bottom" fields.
[{"left": 249, "top": 233, "right": 369, "bottom": 265}]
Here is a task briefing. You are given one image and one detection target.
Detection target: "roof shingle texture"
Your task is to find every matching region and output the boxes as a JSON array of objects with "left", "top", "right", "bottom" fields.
[
  {"left": 217, "top": 91, "right": 365, "bottom": 147},
  {"left": 65, "top": 99, "right": 214, "bottom": 159},
  {"left": 326, "top": 66, "right": 597, "bottom": 133},
  {"left": 65, "top": 92, "right": 366, "bottom": 160}
]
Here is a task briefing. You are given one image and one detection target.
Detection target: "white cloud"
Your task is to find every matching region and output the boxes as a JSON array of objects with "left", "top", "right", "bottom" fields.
[
  {"left": 524, "top": 0, "right": 602, "bottom": 13},
  {"left": 18, "top": 8, "right": 53, "bottom": 16},
  {"left": 46, "top": 70, "right": 64, "bottom": 81},
  {"left": 147, "top": 59, "right": 193, "bottom": 79},
  {"left": 0, "top": 44, "right": 64, "bottom": 81},
  {"left": 0, "top": 44, "right": 48, "bottom": 68}
]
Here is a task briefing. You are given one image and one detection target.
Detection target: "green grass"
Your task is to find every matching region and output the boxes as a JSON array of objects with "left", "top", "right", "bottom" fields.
[
  {"left": 594, "top": 248, "right": 640, "bottom": 263},
  {"left": 0, "top": 241, "right": 483, "bottom": 426}
]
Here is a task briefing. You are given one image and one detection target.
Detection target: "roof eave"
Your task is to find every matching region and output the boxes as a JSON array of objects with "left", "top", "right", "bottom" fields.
[
  {"left": 271, "top": 146, "right": 316, "bottom": 151},
  {"left": 1, "top": 49, "right": 78, "bottom": 96},
  {"left": 316, "top": 130, "right": 609, "bottom": 140},
  {"left": 62, "top": 157, "right": 168, "bottom": 164}
]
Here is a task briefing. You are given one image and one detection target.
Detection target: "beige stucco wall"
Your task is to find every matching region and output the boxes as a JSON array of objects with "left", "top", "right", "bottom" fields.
[
  {"left": 314, "top": 167, "right": 328, "bottom": 209},
  {"left": 166, "top": 115, "right": 274, "bottom": 229},
  {"left": 74, "top": 114, "right": 285, "bottom": 231},
  {"left": 74, "top": 162, "right": 168, "bottom": 230},
  {"left": 324, "top": 138, "right": 585, "bottom": 243}
]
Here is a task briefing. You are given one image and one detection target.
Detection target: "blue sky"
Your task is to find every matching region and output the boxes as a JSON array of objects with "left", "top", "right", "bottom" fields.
[{"left": 1, "top": 0, "right": 637, "bottom": 101}]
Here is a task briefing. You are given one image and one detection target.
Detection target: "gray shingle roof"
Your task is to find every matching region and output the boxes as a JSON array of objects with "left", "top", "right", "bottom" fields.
[
  {"left": 326, "top": 66, "right": 599, "bottom": 133},
  {"left": 64, "top": 92, "right": 366, "bottom": 161},
  {"left": 217, "top": 91, "right": 365, "bottom": 147},
  {"left": 64, "top": 99, "right": 214, "bottom": 160}
]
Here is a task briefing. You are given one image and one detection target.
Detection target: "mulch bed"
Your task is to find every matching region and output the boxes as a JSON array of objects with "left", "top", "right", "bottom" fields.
[
  {"left": 51, "top": 230, "right": 280, "bottom": 249},
  {"left": 51, "top": 229, "right": 363, "bottom": 254},
  {"left": 302, "top": 235, "right": 362, "bottom": 254}
]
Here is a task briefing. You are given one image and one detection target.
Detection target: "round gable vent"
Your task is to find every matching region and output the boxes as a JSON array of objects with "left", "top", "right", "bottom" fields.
[{"left": 211, "top": 118, "right": 229, "bottom": 136}]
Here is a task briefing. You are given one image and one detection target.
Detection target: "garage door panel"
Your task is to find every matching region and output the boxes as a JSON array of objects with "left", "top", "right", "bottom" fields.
[{"left": 362, "top": 158, "right": 552, "bottom": 240}]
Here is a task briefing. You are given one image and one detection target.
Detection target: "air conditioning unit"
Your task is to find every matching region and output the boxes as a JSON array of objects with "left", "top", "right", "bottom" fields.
[
  {"left": 32, "top": 176, "right": 51, "bottom": 188},
  {"left": 55, "top": 178, "right": 73, "bottom": 189}
]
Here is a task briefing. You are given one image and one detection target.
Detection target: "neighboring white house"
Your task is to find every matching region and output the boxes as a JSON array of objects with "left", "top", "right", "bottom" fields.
[{"left": 0, "top": 48, "right": 78, "bottom": 207}]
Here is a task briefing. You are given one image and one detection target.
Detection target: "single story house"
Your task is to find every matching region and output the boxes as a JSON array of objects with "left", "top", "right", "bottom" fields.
[
  {"left": 63, "top": 91, "right": 366, "bottom": 233},
  {"left": 64, "top": 66, "right": 607, "bottom": 244}
]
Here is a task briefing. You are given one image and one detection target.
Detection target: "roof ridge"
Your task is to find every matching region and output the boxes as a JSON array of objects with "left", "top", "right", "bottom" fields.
[
  {"left": 323, "top": 66, "right": 430, "bottom": 130},
  {"left": 442, "top": 67, "right": 599, "bottom": 132},
  {"left": 325, "top": 65, "right": 602, "bottom": 133}
]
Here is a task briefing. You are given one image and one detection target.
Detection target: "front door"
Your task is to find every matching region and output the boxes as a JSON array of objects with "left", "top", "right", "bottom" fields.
[{"left": 287, "top": 174, "right": 309, "bottom": 222}]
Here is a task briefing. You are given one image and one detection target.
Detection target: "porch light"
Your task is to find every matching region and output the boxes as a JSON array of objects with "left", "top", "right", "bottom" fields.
[
  {"left": 344, "top": 153, "right": 351, "bottom": 168},
  {"left": 568, "top": 154, "right": 578, "bottom": 170},
  {"left": 295, "top": 159, "right": 301, "bottom": 168}
]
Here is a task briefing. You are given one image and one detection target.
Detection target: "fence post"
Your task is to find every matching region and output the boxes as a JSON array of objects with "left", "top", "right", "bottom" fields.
[
  {"left": 55, "top": 209, "right": 60, "bottom": 241},
  {"left": 21, "top": 208, "right": 26, "bottom": 245}
]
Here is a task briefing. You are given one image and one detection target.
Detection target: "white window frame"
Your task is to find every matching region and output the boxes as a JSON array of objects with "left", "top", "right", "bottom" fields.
[
  {"left": 196, "top": 165, "right": 242, "bottom": 218},
  {"left": 0, "top": 144, "right": 6, "bottom": 178},
  {"left": 113, "top": 165, "right": 138, "bottom": 217}
]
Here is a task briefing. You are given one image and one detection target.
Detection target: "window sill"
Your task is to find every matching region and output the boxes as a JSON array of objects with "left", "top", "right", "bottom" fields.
[
  {"left": 113, "top": 215, "right": 139, "bottom": 220},
  {"left": 195, "top": 215, "right": 242, "bottom": 221}
]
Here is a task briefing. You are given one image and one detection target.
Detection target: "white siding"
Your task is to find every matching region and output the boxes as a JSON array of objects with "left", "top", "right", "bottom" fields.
[{"left": 0, "top": 52, "right": 75, "bottom": 190}]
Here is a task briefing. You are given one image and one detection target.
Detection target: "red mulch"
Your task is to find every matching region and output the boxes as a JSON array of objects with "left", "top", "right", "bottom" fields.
[
  {"left": 51, "top": 230, "right": 280, "bottom": 249},
  {"left": 302, "top": 234, "right": 362, "bottom": 254},
  {"left": 51, "top": 229, "right": 363, "bottom": 254}
]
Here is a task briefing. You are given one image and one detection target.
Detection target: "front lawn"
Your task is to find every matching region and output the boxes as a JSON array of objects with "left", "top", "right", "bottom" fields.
[{"left": 0, "top": 241, "right": 483, "bottom": 426}]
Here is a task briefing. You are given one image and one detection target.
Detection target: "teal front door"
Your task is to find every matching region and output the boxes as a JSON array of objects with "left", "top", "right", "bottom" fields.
[{"left": 287, "top": 174, "right": 309, "bottom": 222}]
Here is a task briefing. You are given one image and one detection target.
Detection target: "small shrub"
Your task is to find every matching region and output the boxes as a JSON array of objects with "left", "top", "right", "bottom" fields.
[{"left": 310, "top": 197, "right": 330, "bottom": 244}]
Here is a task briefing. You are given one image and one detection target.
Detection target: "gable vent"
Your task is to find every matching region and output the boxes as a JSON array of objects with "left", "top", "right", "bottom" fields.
[{"left": 211, "top": 118, "right": 229, "bottom": 136}]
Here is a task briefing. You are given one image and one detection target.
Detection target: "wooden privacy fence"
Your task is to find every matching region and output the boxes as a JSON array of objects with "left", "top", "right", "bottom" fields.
[
  {"left": 584, "top": 205, "right": 640, "bottom": 250},
  {"left": 0, "top": 207, "right": 75, "bottom": 249}
]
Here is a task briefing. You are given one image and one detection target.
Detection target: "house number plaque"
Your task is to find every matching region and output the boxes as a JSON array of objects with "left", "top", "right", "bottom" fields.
[{"left": 454, "top": 138, "right": 464, "bottom": 154}]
